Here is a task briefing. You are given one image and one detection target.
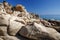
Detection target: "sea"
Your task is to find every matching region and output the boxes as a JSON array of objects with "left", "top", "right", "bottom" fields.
[{"left": 40, "top": 15, "right": 60, "bottom": 20}]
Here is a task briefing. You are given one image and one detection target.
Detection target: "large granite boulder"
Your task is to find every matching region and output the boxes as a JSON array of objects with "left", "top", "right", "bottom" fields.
[
  {"left": 34, "top": 22, "right": 60, "bottom": 40},
  {"left": 19, "top": 22, "right": 60, "bottom": 40},
  {"left": 8, "top": 16, "right": 25, "bottom": 36}
]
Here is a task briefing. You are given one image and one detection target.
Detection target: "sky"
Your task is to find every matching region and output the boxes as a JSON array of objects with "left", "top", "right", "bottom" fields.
[{"left": 0, "top": 0, "right": 60, "bottom": 15}]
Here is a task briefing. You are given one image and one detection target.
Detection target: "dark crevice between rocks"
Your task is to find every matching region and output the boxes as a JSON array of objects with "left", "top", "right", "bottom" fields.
[
  {"left": 7, "top": 25, "right": 10, "bottom": 35},
  {"left": 0, "top": 24, "right": 8, "bottom": 27}
]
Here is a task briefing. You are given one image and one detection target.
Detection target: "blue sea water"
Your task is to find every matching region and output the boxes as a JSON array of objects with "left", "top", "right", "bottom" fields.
[{"left": 40, "top": 15, "right": 60, "bottom": 20}]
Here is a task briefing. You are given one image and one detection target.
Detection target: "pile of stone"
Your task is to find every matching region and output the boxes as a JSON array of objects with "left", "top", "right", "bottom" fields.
[{"left": 0, "top": 1, "right": 60, "bottom": 40}]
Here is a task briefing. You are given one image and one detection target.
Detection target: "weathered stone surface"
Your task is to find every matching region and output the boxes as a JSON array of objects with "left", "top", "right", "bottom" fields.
[
  {"left": 0, "top": 14, "right": 11, "bottom": 26},
  {"left": 13, "top": 11, "right": 21, "bottom": 16},
  {"left": 40, "top": 19, "right": 52, "bottom": 27},
  {"left": 19, "top": 22, "right": 60, "bottom": 40},
  {"left": 0, "top": 38, "right": 3, "bottom": 40},
  {"left": 0, "top": 26, "right": 8, "bottom": 36},
  {"left": 43, "top": 19, "right": 60, "bottom": 33},
  {"left": 8, "top": 16, "right": 25, "bottom": 36},
  {"left": 19, "top": 25, "right": 38, "bottom": 39},
  {"left": 48, "top": 20, "right": 59, "bottom": 26},
  {"left": 0, "top": 36, "right": 20, "bottom": 40},
  {"left": 34, "top": 22, "right": 60, "bottom": 40}
]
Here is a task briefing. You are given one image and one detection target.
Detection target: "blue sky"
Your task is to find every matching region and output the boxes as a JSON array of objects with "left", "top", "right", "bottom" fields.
[{"left": 0, "top": 0, "right": 60, "bottom": 15}]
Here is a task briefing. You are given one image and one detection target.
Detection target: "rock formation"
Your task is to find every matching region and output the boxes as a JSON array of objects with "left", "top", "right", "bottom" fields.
[{"left": 0, "top": 1, "right": 60, "bottom": 40}]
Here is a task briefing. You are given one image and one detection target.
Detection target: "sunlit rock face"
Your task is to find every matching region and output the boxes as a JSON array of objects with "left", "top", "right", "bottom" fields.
[{"left": 0, "top": 1, "right": 60, "bottom": 40}]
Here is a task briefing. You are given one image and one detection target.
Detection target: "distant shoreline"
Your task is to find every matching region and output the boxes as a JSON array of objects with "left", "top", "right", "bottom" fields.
[{"left": 40, "top": 15, "right": 60, "bottom": 20}]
